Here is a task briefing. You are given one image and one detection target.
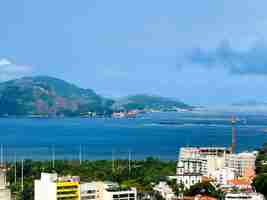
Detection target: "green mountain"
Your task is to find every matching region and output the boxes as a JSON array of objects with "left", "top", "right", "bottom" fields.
[
  {"left": 0, "top": 77, "right": 192, "bottom": 116},
  {"left": 0, "top": 76, "right": 114, "bottom": 116},
  {"left": 113, "top": 94, "right": 192, "bottom": 111}
]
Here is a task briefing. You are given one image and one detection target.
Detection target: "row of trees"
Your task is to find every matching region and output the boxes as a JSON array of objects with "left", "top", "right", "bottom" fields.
[
  {"left": 6, "top": 158, "right": 176, "bottom": 200},
  {"left": 252, "top": 143, "right": 267, "bottom": 198},
  {"left": 6, "top": 157, "right": 227, "bottom": 200}
]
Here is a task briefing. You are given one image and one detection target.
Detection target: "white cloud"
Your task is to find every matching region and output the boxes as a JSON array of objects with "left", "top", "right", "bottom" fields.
[
  {"left": 0, "top": 58, "right": 33, "bottom": 81},
  {"left": 0, "top": 58, "right": 12, "bottom": 66}
]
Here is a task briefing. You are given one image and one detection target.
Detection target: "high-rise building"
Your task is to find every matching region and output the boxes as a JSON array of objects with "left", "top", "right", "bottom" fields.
[
  {"left": 34, "top": 173, "right": 80, "bottom": 200},
  {"left": 225, "top": 152, "right": 257, "bottom": 178}
]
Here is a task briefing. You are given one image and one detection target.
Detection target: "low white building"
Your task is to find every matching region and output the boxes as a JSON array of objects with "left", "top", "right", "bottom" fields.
[
  {"left": 102, "top": 182, "right": 136, "bottom": 200},
  {"left": 225, "top": 193, "right": 265, "bottom": 200},
  {"left": 153, "top": 182, "right": 175, "bottom": 200},
  {"left": 80, "top": 181, "right": 137, "bottom": 200},
  {"left": 80, "top": 182, "right": 98, "bottom": 200}
]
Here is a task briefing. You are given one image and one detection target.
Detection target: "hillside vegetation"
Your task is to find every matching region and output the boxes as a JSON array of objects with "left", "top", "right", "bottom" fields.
[{"left": 0, "top": 76, "right": 192, "bottom": 116}]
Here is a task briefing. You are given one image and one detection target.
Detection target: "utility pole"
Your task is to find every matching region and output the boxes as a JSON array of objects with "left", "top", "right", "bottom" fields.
[
  {"left": 79, "top": 145, "right": 82, "bottom": 165},
  {"left": 112, "top": 149, "right": 115, "bottom": 173},
  {"left": 14, "top": 154, "right": 17, "bottom": 185},
  {"left": 52, "top": 145, "right": 55, "bottom": 169},
  {"left": 21, "top": 159, "right": 24, "bottom": 192},
  {"left": 0, "top": 144, "right": 3, "bottom": 167},
  {"left": 128, "top": 150, "right": 131, "bottom": 175}
]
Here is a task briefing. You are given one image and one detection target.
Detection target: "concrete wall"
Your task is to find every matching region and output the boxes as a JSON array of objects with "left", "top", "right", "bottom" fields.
[{"left": 34, "top": 180, "right": 57, "bottom": 200}]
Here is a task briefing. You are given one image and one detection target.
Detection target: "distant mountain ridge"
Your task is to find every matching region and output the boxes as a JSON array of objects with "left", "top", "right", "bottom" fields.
[
  {"left": 113, "top": 94, "right": 192, "bottom": 111},
  {"left": 0, "top": 76, "right": 192, "bottom": 116},
  {"left": 0, "top": 76, "right": 114, "bottom": 116}
]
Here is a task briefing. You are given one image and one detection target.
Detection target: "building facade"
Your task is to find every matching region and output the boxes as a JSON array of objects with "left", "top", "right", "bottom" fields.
[
  {"left": 225, "top": 193, "right": 265, "bottom": 200},
  {"left": 209, "top": 167, "right": 236, "bottom": 185},
  {"left": 34, "top": 173, "right": 80, "bottom": 200},
  {"left": 225, "top": 152, "right": 257, "bottom": 178},
  {"left": 0, "top": 169, "right": 11, "bottom": 200},
  {"left": 80, "top": 181, "right": 137, "bottom": 200},
  {"left": 153, "top": 182, "right": 175, "bottom": 200},
  {"left": 176, "top": 159, "right": 203, "bottom": 188}
]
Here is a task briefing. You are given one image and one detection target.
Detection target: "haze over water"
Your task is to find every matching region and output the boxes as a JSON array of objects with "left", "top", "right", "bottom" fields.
[{"left": 1, "top": 112, "right": 267, "bottom": 161}]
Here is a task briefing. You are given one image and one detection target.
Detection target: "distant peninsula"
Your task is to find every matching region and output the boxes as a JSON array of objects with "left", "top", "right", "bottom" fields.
[{"left": 0, "top": 76, "right": 192, "bottom": 117}]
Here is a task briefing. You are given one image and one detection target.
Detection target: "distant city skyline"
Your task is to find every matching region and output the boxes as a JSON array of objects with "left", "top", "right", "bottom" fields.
[{"left": 1, "top": 0, "right": 267, "bottom": 105}]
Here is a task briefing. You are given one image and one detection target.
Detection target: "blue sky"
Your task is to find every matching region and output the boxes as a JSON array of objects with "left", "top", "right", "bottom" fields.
[{"left": 1, "top": 0, "right": 267, "bottom": 105}]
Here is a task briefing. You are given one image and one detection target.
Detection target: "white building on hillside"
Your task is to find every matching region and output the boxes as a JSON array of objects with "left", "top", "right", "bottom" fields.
[
  {"left": 225, "top": 193, "right": 265, "bottom": 200},
  {"left": 153, "top": 182, "right": 175, "bottom": 200}
]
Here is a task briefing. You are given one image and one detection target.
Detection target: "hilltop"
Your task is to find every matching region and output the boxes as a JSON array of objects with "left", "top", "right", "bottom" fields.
[
  {"left": 0, "top": 76, "right": 114, "bottom": 116},
  {"left": 113, "top": 94, "right": 192, "bottom": 111},
  {"left": 0, "top": 76, "right": 192, "bottom": 116}
]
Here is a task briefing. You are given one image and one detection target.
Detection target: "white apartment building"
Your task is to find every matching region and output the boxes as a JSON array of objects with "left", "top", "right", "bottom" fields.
[
  {"left": 225, "top": 193, "right": 265, "bottom": 200},
  {"left": 179, "top": 147, "right": 229, "bottom": 160},
  {"left": 34, "top": 173, "right": 80, "bottom": 200},
  {"left": 153, "top": 182, "right": 175, "bottom": 200},
  {"left": 176, "top": 159, "right": 203, "bottom": 188},
  {"left": 0, "top": 169, "right": 11, "bottom": 200},
  {"left": 179, "top": 147, "right": 228, "bottom": 176},
  {"left": 225, "top": 152, "right": 257, "bottom": 177},
  {"left": 209, "top": 167, "right": 236, "bottom": 185},
  {"left": 80, "top": 181, "right": 137, "bottom": 200}
]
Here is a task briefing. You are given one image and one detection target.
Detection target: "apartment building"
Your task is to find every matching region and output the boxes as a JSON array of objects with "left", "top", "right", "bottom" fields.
[
  {"left": 209, "top": 167, "right": 236, "bottom": 185},
  {"left": 225, "top": 152, "right": 257, "bottom": 177},
  {"left": 176, "top": 159, "right": 203, "bottom": 188},
  {"left": 34, "top": 173, "right": 80, "bottom": 200},
  {"left": 179, "top": 147, "right": 229, "bottom": 160}
]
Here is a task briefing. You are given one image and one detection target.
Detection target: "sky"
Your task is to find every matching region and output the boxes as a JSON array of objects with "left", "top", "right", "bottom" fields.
[{"left": 1, "top": 0, "right": 267, "bottom": 105}]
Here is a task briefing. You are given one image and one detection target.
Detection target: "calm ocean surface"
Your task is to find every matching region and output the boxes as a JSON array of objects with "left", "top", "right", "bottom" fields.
[{"left": 1, "top": 112, "right": 267, "bottom": 161}]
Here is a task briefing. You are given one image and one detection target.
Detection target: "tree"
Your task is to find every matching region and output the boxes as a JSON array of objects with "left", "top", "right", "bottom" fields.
[
  {"left": 252, "top": 174, "right": 267, "bottom": 198},
  {"left": 184, "top": 181, "right": 223, "bottom": 199}
]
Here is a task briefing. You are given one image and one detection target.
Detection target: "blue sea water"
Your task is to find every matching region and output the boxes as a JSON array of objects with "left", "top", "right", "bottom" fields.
[{"left": 1, "top": 112, "right": 267, "bottom": 161}]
